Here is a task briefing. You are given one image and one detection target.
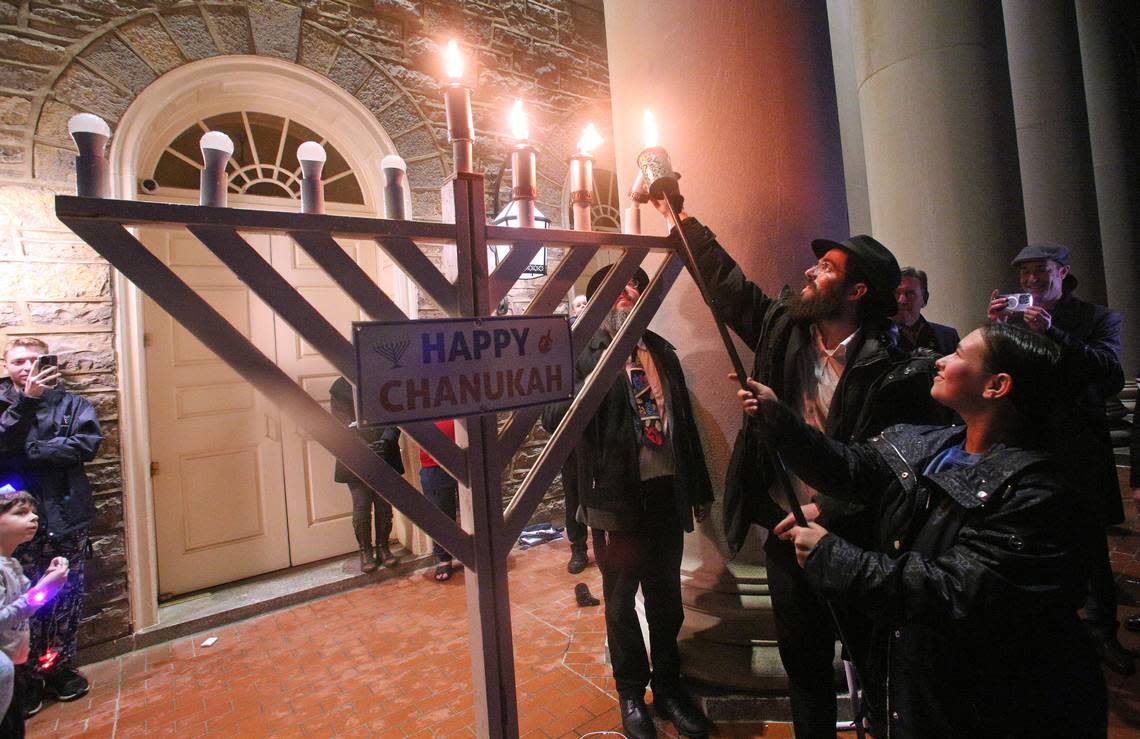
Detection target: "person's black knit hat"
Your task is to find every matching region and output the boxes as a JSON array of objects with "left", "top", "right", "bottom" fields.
[{"left": 811, "top": 235, "right": 901, "bottom": 319}]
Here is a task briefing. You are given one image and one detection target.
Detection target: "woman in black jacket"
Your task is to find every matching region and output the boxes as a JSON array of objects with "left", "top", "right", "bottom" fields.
[{"left": 739, "top": 323, "right": 1105, "bottom": 738}]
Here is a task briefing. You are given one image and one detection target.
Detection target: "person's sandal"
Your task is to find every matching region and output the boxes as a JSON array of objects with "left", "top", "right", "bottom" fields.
[{"left": 434, "top": 562, "right": 452, "bottom": 581}]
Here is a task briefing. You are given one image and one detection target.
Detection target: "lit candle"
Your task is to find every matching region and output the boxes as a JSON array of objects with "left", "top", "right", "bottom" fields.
[
  {"left": 297, "top": 141, "right": 326, "bottom": 214},
  {"left": 635, "top": 109, "right": 678, "bottom": 200},
  {"left": 624, "top": 169, "right": 648, "bottom": 235},
  {"left": 199, "top": 131, "right": 234, "bottom": 208},
  {"left": 509, "top": 98, "right": 537, "bottom": 229},
  {"left": 68, "top": 113, "right": 111, "bottom": 198},
  {"left": 569, "top": 123, "right": 602, "bottom": 232},
  {"left": 442, "top": 40, "right": 474, "bottom": 175}
]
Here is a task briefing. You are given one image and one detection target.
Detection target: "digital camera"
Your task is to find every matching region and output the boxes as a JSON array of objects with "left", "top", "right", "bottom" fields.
[{"left": 1000, "top": 293, "right": 1034, "bottom": 313}]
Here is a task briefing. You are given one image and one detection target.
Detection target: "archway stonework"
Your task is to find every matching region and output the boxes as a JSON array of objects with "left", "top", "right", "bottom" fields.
[{"left": 31, "top": 5, "right": 449, "bottom": 220}]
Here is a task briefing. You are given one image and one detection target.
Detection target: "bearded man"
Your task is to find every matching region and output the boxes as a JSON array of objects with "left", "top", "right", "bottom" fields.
[
  {"left": 543, "top": 266, "right": 715, "bottom": 739},
  {"left": 658, "top": 204, "right": 947, "bottom": 738}
]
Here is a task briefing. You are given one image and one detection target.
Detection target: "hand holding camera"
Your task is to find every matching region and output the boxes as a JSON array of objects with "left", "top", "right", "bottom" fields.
[
  {"left": 988, "top": 290, "right": 1034, "bottom": 323},
  {"left": 25, "top": 354, "right": 60, "bottom": 398}
]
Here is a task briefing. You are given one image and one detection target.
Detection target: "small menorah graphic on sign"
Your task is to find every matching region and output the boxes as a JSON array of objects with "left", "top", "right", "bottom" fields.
[{"left": 374, "top": 339, "right": 411, "bottom": 369}]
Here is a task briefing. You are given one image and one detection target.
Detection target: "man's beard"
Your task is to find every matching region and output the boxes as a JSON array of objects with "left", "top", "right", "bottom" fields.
[
  {"left": 603, "top": 306, "right": 631, "bottom": 337},
  {"left": 786, "top": 281, "right": 844, "bottom": 323}
]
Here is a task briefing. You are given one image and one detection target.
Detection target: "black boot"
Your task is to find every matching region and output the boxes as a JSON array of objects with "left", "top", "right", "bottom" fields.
[
  {"left": 354, "top": 521, "right": 377, "bottom": 573},
  {"left": 567, "top": 545, "right": 588, "bottom": 574},
  {"left": 375, "top": 508, "right": 398, "bottom": 567}
]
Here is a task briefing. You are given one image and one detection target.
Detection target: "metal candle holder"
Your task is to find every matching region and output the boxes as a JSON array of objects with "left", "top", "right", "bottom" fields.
[
  {"left": 510, "top": 142, "right": 537, "bottom": 229},
  {"left": 69, "top": 114, "right": 111, "bottom": 198},
  {"left": 381, "top": 154, "right": 408, "bottom": 220},
  {"left": 297, "top": 141, "right": 326, "bottom": 215},
  {"left": 635, "top": 146, "right": 677, "bottom": 200},
  {"left": 199, "top": 131, "right": 233, "bottom": 208},
  {"left": 444, "top": 83, "right": 474, "bottom": 174},
  {"left": 569, "top": 152, "right": 593, "bottom": 232}
]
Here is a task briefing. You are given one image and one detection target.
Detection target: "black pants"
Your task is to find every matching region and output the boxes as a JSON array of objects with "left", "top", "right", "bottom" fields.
[
  {"left": 766, "top": 534, "right": 842, "bottom": 739},
  {"left": 597, "top": 477, "right": 685, "bottom": 700},
  {"left": 1083, "top": 524, "right": 1119, "bottom": 633},
  {"left": 347, "top": 480, "right": 393, "bottom": 548},
  {"left": 562, "top": 451, "right": 603, "bottom": 556}
]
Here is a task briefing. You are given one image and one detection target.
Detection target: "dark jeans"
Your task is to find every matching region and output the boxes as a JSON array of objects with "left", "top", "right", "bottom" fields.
[
  {"left": 16, "top": 529, "right": 88, "bottom": 679},
  {"left": 765, "top": 534, "right": 841, "bottom": 739},
  {"left": 347, "top": 480, "right": 393, "bottom": 548},
  {"left": 1084, "top": 525, "right": 1119, "bottom": 633},
  {"left": 562, "top": 451, "right": 603, "bottom": 556},
  {"left": 597, "top": 477, "right": 685, "bottom": 700},
  {"left": 419, "top": 465, "right": 458, "bottom": 563}
]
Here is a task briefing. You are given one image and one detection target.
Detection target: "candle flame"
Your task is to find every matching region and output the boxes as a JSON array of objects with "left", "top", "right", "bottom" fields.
[
  {"left": 445, "top": 39, "right": 463, "bottom": 79},
  {"left": 577, "top": 123, "right": 603, "bottom": 155},
  {"left": 643, "top": 109, "right": 659, "bottom": 148},
  {"left": 510, "top": 98, "right": 529, "bottom": 141}
]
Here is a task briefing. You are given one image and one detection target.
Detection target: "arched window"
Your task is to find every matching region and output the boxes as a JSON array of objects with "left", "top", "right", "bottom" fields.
[{"left": 149, "top": 111, "right": 364, "bottom": 205}]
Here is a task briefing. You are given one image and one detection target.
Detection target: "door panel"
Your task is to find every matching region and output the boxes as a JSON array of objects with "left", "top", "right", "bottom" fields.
[
  {"left": 273, "top": 235, "right": 376, "bottom": 564},
  {"left": 143, "top": 228, "right": 291, "bottom": 596}
]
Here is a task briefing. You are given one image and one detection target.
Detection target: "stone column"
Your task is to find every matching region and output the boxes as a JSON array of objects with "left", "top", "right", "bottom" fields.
[
  {"left": 827, "top": 0, "right": 873, "bottom": 235},
  {"left": 852, "top": 0, "right": 1026, "bottom": 335},
  {"left": 1004, "top": 0, "right": 1108, "bottom": 305},
  {"left": 604, "top": 0, "right": 849, "bottom": 719},
  {"left": 1076, "top": 0, "right": 1140, "bottom": 374}
]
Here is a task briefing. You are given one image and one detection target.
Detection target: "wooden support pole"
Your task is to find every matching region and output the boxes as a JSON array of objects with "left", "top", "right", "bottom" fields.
[{"left": 449, "top": 173, "right": 520, "bottom": 737}]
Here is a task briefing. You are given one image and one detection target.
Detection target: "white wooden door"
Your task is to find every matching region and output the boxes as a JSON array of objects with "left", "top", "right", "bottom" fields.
[
  {"left": 143, "top": 228, "right": 291, "bottom": 596},
  {"left": 270, "top": 235, "right": 372, "bottom": 564}
]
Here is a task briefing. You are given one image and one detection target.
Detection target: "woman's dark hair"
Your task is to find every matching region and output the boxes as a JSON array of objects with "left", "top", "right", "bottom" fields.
[{"left": 979, "top": 323, "right": 1062, "bottom": 444}]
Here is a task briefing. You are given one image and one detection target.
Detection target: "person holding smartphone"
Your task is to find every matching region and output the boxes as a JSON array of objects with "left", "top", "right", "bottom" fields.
[{"left": 0, "top": 337, "right": 102, "bottom": 716}]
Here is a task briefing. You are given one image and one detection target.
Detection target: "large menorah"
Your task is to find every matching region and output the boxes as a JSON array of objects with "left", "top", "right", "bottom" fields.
[{"left": 56, "top": 172, "right": 685, "bottom": 737}]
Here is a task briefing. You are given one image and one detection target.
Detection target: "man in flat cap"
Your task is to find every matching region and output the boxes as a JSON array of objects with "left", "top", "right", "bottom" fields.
[
  {"left": 989, "top": 242, "right": 1131, "bottom": 675},
  {"left": 653, "top": 200, "right": 946, "bottom": 738},
  {"left": 543, "top": 266, "right": 715, "bottom": 739}
]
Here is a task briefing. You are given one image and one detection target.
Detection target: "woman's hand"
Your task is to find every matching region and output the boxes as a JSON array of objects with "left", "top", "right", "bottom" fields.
[
  {"left": 788, "top": 522, "right": 829, "bottom": 568},
  {"left": 774, "top": 503, "right": 821, "bottom": 540}
]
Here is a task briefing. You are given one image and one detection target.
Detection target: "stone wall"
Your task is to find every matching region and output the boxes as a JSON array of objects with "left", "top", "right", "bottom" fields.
[{"left": 0, "top": 0, "right": 610, "bottom": 649}]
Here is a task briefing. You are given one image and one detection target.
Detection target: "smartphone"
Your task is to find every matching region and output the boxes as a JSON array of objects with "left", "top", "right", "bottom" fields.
[{"left": 35, "top": 354, "right": 58, "bottom": 386}]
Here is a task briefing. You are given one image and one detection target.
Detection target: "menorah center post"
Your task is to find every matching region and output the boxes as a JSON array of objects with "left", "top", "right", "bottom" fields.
[{"left": 447, "top": 172, "right": 520, "bottom": 738}]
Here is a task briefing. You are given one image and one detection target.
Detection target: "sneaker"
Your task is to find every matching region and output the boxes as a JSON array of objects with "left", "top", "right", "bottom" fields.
[
  {"left": 22, "top": 676, "right": 44, "bottom": 718},
  {"left": 47, "top": 668, "right": 89, "bottom": 702}
]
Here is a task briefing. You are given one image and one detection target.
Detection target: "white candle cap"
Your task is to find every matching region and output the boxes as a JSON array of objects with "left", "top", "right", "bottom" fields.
[
  {"left": 68, "top": 113, "right": 111, "bottom": 138},
  {"left": 199, "top": 131, "right": 234, "bottom": 155},
  {"left": 297, "top": 141, "right": 326, "bottom": 163},
  {"left": 381, "top": 154, "right": 406, "bottom": 171}
]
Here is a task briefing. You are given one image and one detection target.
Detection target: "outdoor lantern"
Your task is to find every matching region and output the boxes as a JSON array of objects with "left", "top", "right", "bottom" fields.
[{"left": 489, "top": 199, "right": 550, "bottom": 279}]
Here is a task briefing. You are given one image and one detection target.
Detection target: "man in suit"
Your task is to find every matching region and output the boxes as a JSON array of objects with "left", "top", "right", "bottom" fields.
[{"left": 893, "top": 266, "right": 960, "bottom": 355}]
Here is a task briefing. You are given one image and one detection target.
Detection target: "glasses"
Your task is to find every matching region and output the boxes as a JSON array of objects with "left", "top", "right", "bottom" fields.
[{"left": 809, "top": 260, "right": 844, "bottom": 278}]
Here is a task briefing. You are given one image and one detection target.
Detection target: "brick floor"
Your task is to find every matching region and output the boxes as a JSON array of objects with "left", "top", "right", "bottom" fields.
[{"left": 24, "top": 472, "right": 1140, "bottom": 737}]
